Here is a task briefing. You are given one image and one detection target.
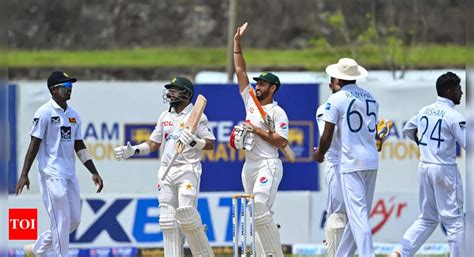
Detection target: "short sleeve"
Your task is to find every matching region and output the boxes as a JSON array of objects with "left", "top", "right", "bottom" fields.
[
  {"left": 196, "top": 114, "right": 216, "bottom": 140},
  {"left": 75, "top": 115, "right": 83, "bottom": 140},
  {"left": 321, "top": 95, "right": 340, "bottom": 125},
  {"left": 451, "top": 112, "right": 466, "bottom": 149},
  {"left": 29, "top": 108, "right": 49, "bottom": 139},
  {"left": 240, "top": 84, "right": 255, "bottom": 110},
  {"left": 402, "top": 114, "right": 419, "bottom": 142},
  {"left": 149, "top": 112, "right": 166, "bottom": 143},
  {"left": 274, "top": 108, "right": 289, "bottom": 140}
]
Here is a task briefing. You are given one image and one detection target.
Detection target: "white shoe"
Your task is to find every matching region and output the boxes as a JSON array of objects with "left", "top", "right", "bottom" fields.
[{"left": 23, "top": 244, "right": 35, "bottom": 257}]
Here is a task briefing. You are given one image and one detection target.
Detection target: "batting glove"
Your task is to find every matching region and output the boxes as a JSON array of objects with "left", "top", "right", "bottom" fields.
[
  {"left": 242, "top": 121, "right": 255, "bottom": 132},
  {"left": 179, "top": 129, "right": 206, "bottom": 150},
  {"left": 114, "top": 141, "right": 137, "bottom": 160}
]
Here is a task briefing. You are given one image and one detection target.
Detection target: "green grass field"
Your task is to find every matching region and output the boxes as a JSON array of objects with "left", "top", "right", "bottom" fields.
[{"left": 8, "top": 44, "right": 466, "bottom": 70}]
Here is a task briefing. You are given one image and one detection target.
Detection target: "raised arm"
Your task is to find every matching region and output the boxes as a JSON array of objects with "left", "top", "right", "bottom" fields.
[{"left": 233, "top": 22, "right": 250, "bottom": 93}]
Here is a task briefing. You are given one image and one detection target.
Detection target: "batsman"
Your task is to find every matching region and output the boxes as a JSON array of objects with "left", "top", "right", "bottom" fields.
[
  {"left": 232, "top": 22, "right": 288, "bottom": 257},
  {"left": 114, "top": 77, "right": 216, "bottom": 257}
]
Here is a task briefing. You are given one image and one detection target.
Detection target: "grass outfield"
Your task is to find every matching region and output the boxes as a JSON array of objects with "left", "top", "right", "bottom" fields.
[{"left": 8, "top": 45, "right": 466, "bottom": 70}]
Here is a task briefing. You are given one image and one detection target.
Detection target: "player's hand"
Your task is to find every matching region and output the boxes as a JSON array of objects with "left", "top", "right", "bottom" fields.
[
  {"left": 15, "top": 174, "right": 30, "bottom": 195},
  {"left": 114, "top": 141, "right": 136, "bottom": 160},
  {"left": 313, "top": 147, "right": 325, "bottom": 163},
  {"left": 92, "top": 174, "right": 104, "bottom": 193},
  {"left": 242, "top": 120, "right": 256, "bottom": 133},
  {"left": 179, "top": 129, "right": 206, "bottom": 149},
  {"left": 234, "top": 22, "right": 248, "bottom": 41},
  {"left": 264, "top": 115, "right": 275, "bottom": 132},
  {"left": 376, "top": 119, "right": 393, "bottom": 152}
]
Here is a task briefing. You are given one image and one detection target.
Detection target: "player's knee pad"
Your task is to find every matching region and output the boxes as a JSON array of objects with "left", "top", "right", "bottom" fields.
[
  {"left": 253, "top": 203, "right": 284, "bottom": 257},
  {"left": 159, "top": 204, "right": 178, "bottom": 231},
  {"left": 176, "top": 206, "right": 214, "bottom": 257},
  {"left": 159, "top": 204, "right": 184, "bottom": 257},
  {"left": 325, "top": 213, "right": 347, "bottom": 257}
]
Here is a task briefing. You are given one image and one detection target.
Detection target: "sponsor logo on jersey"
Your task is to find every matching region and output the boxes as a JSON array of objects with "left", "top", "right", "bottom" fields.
[
  {"left": 325, "top": 103, "right": 331, "bottom": 110},
  {"left": 459, "top": 121, "right": 466, "bottom": 128},
  {"left": 51, "top": 116, "right": 60, "bottom": 124},
  {"left": 259, "top": 176, "right": 268, "bottom": 184},
  {"left": 60, "top": 126, "right": 72, "bottom": 141},
  {"left": 162, "top": 121, "right": 173, "bottom": 127},
  {"left": 32, "top": 118, "right": 39, "bottom": 126},
  {"left": 279, "top": 122, "right": 288, "bottom": 130},
  {"left": 69, "top": 117, "right": 77, "bottom": 123}
]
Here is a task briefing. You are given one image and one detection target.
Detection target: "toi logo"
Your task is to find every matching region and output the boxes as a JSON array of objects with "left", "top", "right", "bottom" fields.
[{"left": 9, "top": 209, "right": 38, "bottom": 240}]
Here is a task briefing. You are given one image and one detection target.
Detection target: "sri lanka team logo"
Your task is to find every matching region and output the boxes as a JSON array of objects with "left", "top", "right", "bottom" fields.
[{"left": 124, "top": 124, "right": 158, "bottom": 159}]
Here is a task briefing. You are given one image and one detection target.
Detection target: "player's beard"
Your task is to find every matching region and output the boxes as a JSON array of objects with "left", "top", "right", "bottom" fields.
[{"left": 256, "top": 89, "right": 267, "bottom": 101}]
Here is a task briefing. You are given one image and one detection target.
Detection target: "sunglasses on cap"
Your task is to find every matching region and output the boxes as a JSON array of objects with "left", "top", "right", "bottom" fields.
[{"left": 52, "top": 81, "right": 73, "bottom": 89}]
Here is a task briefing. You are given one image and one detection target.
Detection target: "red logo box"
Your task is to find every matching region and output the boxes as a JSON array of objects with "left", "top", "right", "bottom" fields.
[{"left": 9, "top": 209, "right": 37, "bottom": 240}]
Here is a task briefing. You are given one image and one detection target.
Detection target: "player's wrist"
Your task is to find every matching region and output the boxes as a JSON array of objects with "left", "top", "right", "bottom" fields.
[
  {"left": 190, "top": 138, "right": 206, "bottom": 150},
  {"left": 134, "top": 142, "right": 150, "bottom": 156}
]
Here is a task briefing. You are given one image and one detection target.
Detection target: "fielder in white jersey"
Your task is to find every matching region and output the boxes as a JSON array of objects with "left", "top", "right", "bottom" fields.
[
  {"left": 391, "top": 72, "right": 466, "bottom": 257},
  {"left": 316, "top": 77, "right": 346, "bottom": 257},
  {"left": 233, "top": 22, "right": 288, "bottom": 257},
  {"left": 314, "top": 58, "right": 379, "bottom": 257},
  {"left": 16, "top": 71, "right": 104, "bottom": 257},
  {"left": 114, "top": 76, "right": 216, "bottom": 257}
]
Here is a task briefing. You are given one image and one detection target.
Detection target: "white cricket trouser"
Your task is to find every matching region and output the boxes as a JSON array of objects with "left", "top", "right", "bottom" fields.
[
  {"left": 399, "top": 163, "right": 465, "bottom": 257},
  {"left": 242, "top": 158, "right": 283, "bottom": 208},
  {"left": 242, "top": 158, "right": 284, "bottom": 257},
  {"left": 33, "top": 174, "right": 81, "bottom": 257},
  {"left": 158, "top": 162, "right": 202, "bottom": 208},
  {"left": 336, "top": 170, "right": 377, "bottom": 257},
  {"left": 325, "top": 163, "right": 345, "bottom": 215}
]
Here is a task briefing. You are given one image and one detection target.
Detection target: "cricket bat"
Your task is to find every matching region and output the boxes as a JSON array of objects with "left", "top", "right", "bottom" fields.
[
  {"left": 160, "top": 95, "right": 207, "bottom": 180},
  {"left": 248, "top": 90, "right": 296, "bottom": 162}
]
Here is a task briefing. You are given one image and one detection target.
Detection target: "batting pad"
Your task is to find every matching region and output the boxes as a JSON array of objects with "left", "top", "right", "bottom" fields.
[
  {"left": 254, "top": 203, "right": 284, "bottom": 257},
  {"left": 326, "top": 213, "right": 347, "bottom": 257},
  {"left": 176, "top": 206, "right": 215, "bottom": 257},
  {"left": 159, "top": 204, "right": 184, "bottom": 257}
]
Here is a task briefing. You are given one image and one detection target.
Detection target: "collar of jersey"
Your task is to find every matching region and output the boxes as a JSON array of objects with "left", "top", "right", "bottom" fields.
[
  {"left": 171, "top": 102, "right": 193, "bottom": 115},
  {"left": 341, "top": 83, "right": 358, "bottom": 89},
  {"left": 437, "top": 96, "right": 455, "bottom": 108},
  {"left": 49, "top": 99, "right": 67, "bottom": 111},
  {"left": 263, "top": 101, "right": 278, "bottom": 109}
]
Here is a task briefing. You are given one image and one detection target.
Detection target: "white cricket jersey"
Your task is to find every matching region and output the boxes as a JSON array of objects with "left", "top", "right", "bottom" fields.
[
  {"left": 317, "top": 102, "right": 341, "bottom": 165},
  {"left": 403, "top": 97, "right": 466, "bottom": 165},
  {"left": 30, "top": 99, "right": 83, "bottom": 178},
  {"left": 149, "top": 103, "right": 215, "bottom": 166},
  {"left": 241, "top": 84, "right": 289, "bottom": 160},
  {"left": 322, "top": 84, "right": 379, "bottom": 173}
]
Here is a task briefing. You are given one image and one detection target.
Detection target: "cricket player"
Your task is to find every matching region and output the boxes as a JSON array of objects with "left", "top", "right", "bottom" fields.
[
  {"left": 390, "top": 72, "right": 466, "bottom": 257},
  {"left": 316, "top": 77, "right": 346, "bottom": 257},
  {"left": 233, "top": 22, "right": 288, "bottom": 257},
  {"left": 16, "top": 70, "right": 104, "bottom": 257},
  {"left": 314, "top": 58, "right": 378, "bottom": 257},
  {"left": 114, "top": 76, "right": 216, "bottom": 257}
]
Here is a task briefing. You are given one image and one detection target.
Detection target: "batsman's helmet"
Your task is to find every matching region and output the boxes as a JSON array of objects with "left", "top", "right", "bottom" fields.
[{"left": 164, "top": 76, "right": 194, "bottom": 97}]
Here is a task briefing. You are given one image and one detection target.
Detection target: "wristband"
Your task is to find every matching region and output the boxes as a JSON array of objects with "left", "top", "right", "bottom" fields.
[
  {"left": 135, "top": 142, "right": 151, "bottom": 155},
  {"left": 77, "top": 149, "right": 92, "bottom": 164}
]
